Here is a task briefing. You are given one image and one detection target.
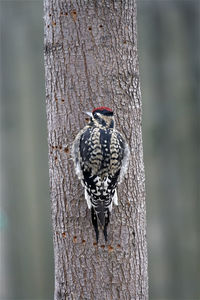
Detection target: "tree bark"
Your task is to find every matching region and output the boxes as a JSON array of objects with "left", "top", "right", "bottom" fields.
[{"left": 44, "top": 0, "right": 148, "bottom": 299}]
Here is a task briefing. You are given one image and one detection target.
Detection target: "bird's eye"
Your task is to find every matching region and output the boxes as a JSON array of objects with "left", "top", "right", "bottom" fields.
[{"left": 94, "top": 113, "right": 100, "bottom": 118}]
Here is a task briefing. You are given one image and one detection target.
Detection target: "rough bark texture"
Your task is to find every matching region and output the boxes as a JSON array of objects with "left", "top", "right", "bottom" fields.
[{"left": 44, "top": 0, "right": 148, "bottom": 299}]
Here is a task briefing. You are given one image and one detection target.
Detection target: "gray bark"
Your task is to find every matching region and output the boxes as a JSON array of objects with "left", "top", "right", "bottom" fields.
[{"left": 43, "top": 0, "right": 148, "bottom": 299}]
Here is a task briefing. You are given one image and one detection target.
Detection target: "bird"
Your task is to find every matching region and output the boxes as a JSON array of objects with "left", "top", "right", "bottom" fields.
[{"left": 72, "top": 107, "right": 130, "bottom": 242}]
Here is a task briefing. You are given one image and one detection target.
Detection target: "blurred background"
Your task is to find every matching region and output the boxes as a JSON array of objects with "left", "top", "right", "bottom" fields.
[{"left": 0, "top": 0, "right": 199, "bottom": 299}]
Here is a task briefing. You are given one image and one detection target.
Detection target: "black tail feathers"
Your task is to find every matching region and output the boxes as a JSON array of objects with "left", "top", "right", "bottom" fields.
[
  {"left": 91, "top": 206, "right": 99, "bottom": 242},
  {"left": 91, "top": 206, "right": 110, "bottom": 242}
]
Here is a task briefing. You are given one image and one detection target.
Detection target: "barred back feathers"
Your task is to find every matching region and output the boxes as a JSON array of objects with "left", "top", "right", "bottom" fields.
[{"left": 72, "top": 107, "right": 130, "bottom": 242}]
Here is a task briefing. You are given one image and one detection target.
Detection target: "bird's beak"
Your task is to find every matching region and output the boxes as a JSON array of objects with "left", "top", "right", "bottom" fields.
[{"left": 83, "top": 111, "right": 92, "bottom": 118}]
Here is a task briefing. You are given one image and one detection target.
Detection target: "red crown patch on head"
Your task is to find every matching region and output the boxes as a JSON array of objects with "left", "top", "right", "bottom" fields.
[{"left": 92, "top": 107, "right": 113, "bottom": 113}]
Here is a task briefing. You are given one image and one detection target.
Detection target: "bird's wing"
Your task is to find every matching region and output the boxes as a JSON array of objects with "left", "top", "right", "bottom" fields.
[
  {"left": 110, "top": 130, "right": 130, "bottom": 184},
  {"left": 71, "top": 126, "right": 88, "bottom": 180},
  {"left": 79, "top": 127, "right": 103, "bottom": 176}
]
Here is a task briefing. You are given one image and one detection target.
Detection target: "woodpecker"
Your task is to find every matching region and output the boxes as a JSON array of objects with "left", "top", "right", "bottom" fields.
[{"left": 72, "top": 107, "right": 130, "bottom": 242}]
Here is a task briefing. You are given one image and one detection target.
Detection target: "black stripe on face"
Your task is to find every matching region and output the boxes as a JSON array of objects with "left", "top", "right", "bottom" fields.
[
  {"left": 110, "top": 120, "right": 114, "bottom": 128},
  {"left": 94, "top": 114, "right": 107, "bottom": 126}
]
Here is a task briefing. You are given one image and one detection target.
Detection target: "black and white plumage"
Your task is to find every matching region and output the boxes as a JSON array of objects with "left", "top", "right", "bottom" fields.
[{"left": 72, "top": 107, "right": 130, "bottom": 242}]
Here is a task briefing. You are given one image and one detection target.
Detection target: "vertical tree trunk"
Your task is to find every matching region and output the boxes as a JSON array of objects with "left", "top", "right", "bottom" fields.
[{"left": 44, "top": 1, "right": 148, "bottom": 299}]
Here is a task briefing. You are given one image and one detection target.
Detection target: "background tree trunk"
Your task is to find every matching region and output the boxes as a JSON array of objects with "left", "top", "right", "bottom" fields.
[{"left": 44, "top": 0, "right": 148, "bottom": 299}]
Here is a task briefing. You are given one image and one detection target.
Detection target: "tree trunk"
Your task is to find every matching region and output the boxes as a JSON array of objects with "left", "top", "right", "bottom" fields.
[{"left": 44, "top": 0, "right": 148, "bottom": 299}]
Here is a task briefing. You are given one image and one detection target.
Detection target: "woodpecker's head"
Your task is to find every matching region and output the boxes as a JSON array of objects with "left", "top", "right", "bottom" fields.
[{"left": 85, "top": 107, "right": 114, "bottom": 128}]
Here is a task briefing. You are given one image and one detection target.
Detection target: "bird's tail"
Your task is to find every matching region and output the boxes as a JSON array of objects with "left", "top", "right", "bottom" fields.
[
  {"left": 91, "top": 204, "right": 110, "bottom": 242},
  {"left": 96, "top": 201, "right": 106, "bottom": 227}
]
